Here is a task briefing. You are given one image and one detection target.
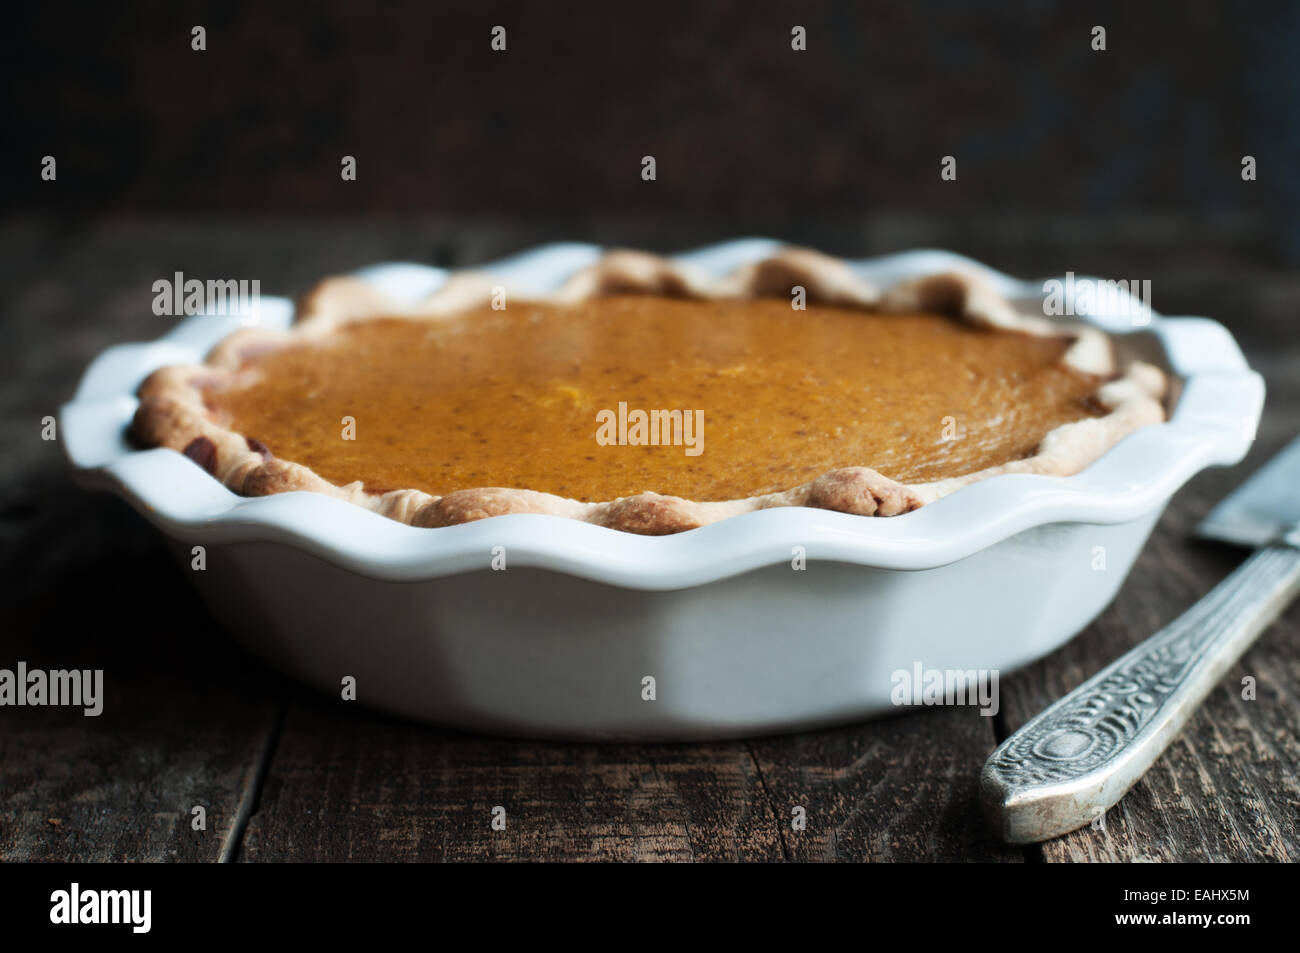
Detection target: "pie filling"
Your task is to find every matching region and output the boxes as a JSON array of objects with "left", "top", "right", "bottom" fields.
[{"left": 199, "top": 296, "right": 1106, "bottom": 502}]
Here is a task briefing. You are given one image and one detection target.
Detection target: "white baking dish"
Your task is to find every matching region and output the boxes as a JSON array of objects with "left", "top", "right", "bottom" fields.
[{"left": 61, "top": 241, "right": 1264, "bottom": 739}]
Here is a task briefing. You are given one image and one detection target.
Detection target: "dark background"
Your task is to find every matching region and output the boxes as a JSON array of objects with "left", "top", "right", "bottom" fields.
[{"left": 6, "top": 0, "right": 1298, "bottom": 253}]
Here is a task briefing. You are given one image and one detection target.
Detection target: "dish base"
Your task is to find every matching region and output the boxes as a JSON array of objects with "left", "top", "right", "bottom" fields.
[{"left": 180, "top": 507, "right": 1163, "bottom": 741}]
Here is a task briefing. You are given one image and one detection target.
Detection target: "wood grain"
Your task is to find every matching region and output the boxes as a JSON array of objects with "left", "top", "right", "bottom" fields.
[
  {"left": 0, "top": 482, "right": 282, "bottom": 862},
  {"left": 1, "top": 216, "right": 1296, "bottom": 862},
  {"left": 240, "top": 697, "right": 783, "bottom": 862},
  {"left": 237, "top": 690, "right": 1017, "bottom": 862},
  {"left": 997, "top": 358, "right": 1300, "bottom": 862},
  {"left": 746, "top": 708, "right": 1019, "bottom": 862}
]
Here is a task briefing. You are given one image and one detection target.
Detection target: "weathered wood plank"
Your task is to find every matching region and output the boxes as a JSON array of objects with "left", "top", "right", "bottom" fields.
[
  {"left": 0, "top": 468, "right": 283, "bottom": 861},
  {"left": 999, "top": 353, "right": 1300, "bottom": 862},
  {"left": 746, "top": 708, "right": 1021, "bottom": 862},
  {"left": 239, "top": 693, "right": 1019, "bottom": 862},
  {"left": 4, "top": 216, "right": 1298, "bottom": 862},
  {"left": 0, "top": 220, "right": 279, "bottom": 861},
  {"left": 240, "top": 697, "right": 785, "bottom": 862}
]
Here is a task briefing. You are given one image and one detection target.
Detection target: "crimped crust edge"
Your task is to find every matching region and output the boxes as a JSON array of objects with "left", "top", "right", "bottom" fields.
[{"left": 131, "top": 247, "right": 1168, "bottom": 535}]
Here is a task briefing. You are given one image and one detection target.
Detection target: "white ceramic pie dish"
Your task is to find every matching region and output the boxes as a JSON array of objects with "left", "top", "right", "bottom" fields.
[{"left": 62, "top": 240, "right": 1264, "bottom": 739}]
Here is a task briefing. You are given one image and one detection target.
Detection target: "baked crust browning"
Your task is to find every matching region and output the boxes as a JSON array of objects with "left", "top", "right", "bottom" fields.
[{"left": 131, "top": 248, "right": 1168, "bottom": 535}]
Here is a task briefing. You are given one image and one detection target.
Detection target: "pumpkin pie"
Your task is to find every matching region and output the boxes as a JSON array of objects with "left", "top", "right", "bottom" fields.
[{"left": 131, "top": 248, "right": 1168, "bottom": 535}]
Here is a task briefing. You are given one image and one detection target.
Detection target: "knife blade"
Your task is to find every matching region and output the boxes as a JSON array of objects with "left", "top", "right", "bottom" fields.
[{"left": 1198, "top": 433, "right": 1300, "bottom": 547}]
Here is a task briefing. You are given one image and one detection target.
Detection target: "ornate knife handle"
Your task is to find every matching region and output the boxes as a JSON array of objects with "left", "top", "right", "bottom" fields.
[{"left": 981, "top": 531, "right": 1300, "bottom": 845}]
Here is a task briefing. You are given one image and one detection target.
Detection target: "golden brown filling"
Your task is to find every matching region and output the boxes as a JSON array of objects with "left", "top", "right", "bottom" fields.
[{"left": 201, "top": 296, "right": 1105, "bottom": 501}]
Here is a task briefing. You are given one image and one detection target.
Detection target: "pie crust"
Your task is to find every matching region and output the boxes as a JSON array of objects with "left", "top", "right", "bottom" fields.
[{"left": 131, "top": 248, "right": 1168, "bottom": 535}]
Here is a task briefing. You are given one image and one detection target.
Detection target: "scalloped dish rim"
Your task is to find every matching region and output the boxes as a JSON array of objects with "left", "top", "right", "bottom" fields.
[{"left": 60, "top": 240, "right": 1265, "bottom": 590}]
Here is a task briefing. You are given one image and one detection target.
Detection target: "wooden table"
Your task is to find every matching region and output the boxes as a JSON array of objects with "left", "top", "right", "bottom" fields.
[{"left": 2, "top": 215, "right": 1296, "bottom": 862}]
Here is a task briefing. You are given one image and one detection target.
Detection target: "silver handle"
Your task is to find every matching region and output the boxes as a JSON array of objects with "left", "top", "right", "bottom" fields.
[{"left": 981, "top": 534, "right": 1300, "bottom": 844}]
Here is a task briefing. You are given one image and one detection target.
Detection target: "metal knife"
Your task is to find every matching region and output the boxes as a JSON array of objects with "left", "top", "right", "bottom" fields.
[{"left": 980, "top": 434, "right": 1300, "bottom": 845}]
